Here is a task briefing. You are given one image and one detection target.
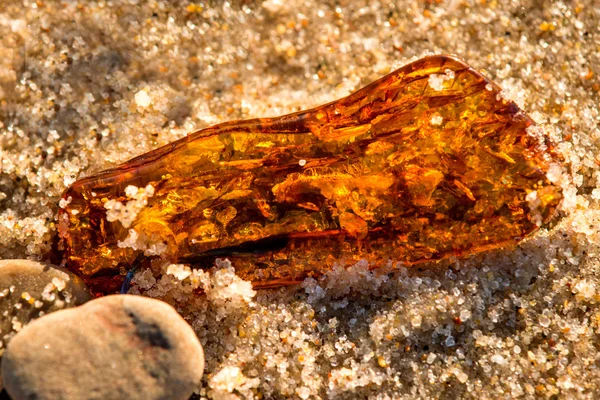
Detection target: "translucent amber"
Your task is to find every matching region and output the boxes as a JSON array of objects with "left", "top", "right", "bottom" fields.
[{"left": 59, "top": 55, "right": 562, "bottom": 294}]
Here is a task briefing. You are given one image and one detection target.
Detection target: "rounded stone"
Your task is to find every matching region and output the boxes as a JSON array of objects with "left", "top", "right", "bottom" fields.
[
  {"left": 0, "top": 259, "right": 91, "bottom": 349},
  {"left": 2, "top": 295, "right": 204, "bottom": 400}
]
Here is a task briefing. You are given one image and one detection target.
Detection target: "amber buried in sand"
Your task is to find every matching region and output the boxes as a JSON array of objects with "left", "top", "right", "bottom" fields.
[{"left": 57, "top": 55, "right": 563, "bottom": 295}]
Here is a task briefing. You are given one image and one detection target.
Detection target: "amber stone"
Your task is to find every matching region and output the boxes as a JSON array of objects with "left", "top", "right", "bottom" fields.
[{"left": 59, "top": 55, "right": 562, "bottom": 294}]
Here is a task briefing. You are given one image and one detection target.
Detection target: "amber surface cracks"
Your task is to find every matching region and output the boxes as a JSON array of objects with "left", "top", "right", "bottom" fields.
[{"left": 59, "top": 55, "right": 562, "bottom": 293}]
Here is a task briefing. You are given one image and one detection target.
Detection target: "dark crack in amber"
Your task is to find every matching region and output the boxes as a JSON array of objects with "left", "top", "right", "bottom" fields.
[{"left": 59, "top": 55, "right": 563, "bottom": 294}]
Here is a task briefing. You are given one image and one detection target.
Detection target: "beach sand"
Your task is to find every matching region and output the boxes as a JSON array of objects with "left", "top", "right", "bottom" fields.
[{"left": 1, "top": 0, "right": 599, "bottom": 398}]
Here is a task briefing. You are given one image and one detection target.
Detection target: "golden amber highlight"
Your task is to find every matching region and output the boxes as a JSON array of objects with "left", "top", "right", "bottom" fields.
[{"left": 59, "top": 55, "right": 562, "bottom": 293}]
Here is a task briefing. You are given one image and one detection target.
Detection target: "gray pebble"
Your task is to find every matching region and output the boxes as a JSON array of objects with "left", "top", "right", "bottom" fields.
[
  {"left": 0, "top": 259, "right": 91, "bottom": 350},
  {"left": 2, "top": 295, "right": 204, "bottom": 400}
]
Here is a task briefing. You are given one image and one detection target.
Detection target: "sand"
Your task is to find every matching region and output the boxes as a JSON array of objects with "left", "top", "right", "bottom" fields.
[{"left": 1, "top": 0, "right": 599, "bottom": 398}]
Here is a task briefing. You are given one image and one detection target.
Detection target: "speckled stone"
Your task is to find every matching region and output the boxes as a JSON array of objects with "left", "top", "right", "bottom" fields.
[
  {"left": 0, "top": 259, "right": 91, "bottom": 350},
  {"left": 1, "top": 295, "right": 204, "bottom": 400}
]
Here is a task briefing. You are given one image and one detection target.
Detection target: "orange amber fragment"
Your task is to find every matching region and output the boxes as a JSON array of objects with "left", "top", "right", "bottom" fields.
[{"left": 59, "top": 55, "right": 562, "bottom": 294}]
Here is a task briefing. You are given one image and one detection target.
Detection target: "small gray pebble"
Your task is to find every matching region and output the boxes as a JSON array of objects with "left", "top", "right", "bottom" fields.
[
  {"left": 0, "top": 259, "right": 91, "bottom": 350},
  {"left": 2, "top": 295, "right": 204, "bottom": 400}
]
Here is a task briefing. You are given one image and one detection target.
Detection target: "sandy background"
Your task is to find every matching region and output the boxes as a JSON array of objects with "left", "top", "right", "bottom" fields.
[{"left": 1, "top": 0, "right": 600, "bottom": 398}]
